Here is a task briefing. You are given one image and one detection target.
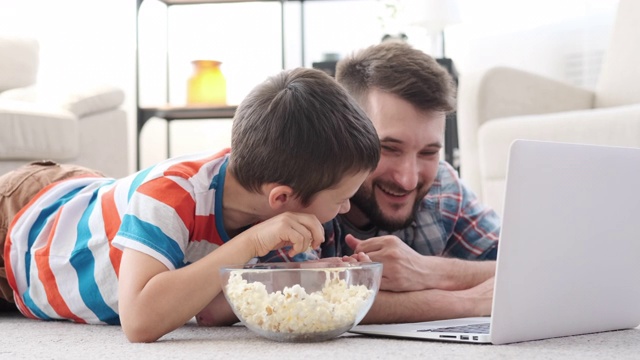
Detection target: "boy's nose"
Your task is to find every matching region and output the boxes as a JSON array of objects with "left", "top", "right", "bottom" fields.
[{"left": 339, "top": 200, "right": 351, "bottom": 214}]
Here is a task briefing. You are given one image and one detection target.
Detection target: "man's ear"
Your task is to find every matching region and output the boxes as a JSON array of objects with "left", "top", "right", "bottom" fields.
[{"left": 264, "top": 184, "right": 296, "bottom": 210}]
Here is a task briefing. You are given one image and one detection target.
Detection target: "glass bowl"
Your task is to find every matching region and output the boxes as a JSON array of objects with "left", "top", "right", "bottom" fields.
[{"left": 220, "top": 261, "right": 383, "bottom": 342}]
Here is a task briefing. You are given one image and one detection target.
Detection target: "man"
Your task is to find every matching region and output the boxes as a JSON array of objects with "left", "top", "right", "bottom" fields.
[{"left": 321, "top": 41, "right": 500, "bottom": 323}]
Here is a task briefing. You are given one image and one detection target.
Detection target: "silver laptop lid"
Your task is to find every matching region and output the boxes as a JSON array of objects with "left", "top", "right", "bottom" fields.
[{"left": 490, "top": 140, "right": 640, "bottom": 344}]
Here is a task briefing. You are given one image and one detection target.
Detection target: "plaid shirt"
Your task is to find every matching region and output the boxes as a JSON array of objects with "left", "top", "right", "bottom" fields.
[
  {"left": 258, "top": 161, "right": 500, "bottom": 262},
  {"left": 321, "top": 161, "right": 500, "bottom": 260}
]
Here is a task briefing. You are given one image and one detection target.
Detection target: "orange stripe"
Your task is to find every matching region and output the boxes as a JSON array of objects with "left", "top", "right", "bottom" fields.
[
  {"left": 14, "top": 299, "right": 36, "bottom": 319},
  {"left": 4, "top": 181, "right": 65, "bottom": 319},
  {"left": 192, "top": 214, "right": 223, "bottom": 245},
  {"left": 137, "top": 178, "right": 196, "bottom": 232},
  {"left": 164, "top": 148, "right": 230, "bottom": 178},
  {"left": 101, "top": 187, "right": 123, "bottom": 277},
  {"left": 34, "top": 208, "right": 85, "bottom": 323}
]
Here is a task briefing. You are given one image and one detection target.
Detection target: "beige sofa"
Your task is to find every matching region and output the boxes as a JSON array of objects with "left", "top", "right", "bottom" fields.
[
  {"left": 457, "top": 0, "right": 640, "bottom": 215},
  {"left": 0, "top": 36, "right": 129, "bottom": 178}
]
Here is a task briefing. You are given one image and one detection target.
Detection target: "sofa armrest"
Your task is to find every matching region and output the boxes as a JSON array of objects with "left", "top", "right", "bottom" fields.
[
  {"left": 457, "top": 66, "right": 596, "bottom": 198},
  {"left": 477, "top": 103, "right": 640, "bottom": 213},
  {"left": 0, "top": 99, "right": 78, "bottom": 160},
  {"left": 461, "top": 67, "right": 596, "bottom": 124},
  {"left": 0, "top": 84, "right": 124, "bottom": 118}
]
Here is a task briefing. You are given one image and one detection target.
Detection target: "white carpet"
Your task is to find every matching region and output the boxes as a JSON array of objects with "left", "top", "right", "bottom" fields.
[{"left": 1, "top": 312, "right": 639, "bottom": 359}]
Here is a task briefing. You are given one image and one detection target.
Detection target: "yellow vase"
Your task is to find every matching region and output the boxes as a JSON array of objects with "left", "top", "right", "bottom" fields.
[{"left": 187, "top": 60, "right": 227, "bottom": 106}]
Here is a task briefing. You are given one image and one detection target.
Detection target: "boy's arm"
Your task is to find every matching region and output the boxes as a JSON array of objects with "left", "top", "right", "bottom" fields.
[
  {"left": 196, "top": 293, "right": 238, "bottom": 326},
  {"left": 118, "top": 212, "right": 324, "bottom": 343}
]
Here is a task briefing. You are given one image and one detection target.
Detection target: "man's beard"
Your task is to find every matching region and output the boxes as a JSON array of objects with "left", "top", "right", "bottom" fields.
[{"left": 350, "top": 180, "right": 426, "bottom": 232}]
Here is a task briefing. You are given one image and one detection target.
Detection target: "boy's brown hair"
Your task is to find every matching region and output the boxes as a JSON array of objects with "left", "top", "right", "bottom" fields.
[
  {"left": 229, "top": 67, "right": 380, "bottom": 206},
  {"left": 335, "top": 41, "right": 456, "bottom": 114}
]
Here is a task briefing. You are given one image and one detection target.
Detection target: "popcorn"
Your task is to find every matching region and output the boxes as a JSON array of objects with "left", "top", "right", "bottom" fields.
[{"left": 225, "top": 269, "right": 373, "bottom": 334}]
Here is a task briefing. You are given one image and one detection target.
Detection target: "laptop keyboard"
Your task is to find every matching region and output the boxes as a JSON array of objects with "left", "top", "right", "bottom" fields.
[{"left": 418, "top": 322, "right": 491, "bottom": 334}]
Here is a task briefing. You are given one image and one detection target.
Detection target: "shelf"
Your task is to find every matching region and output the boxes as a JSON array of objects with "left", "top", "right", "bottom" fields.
[
  {"left": 158, "top": 0, "right": 284, "bottom": 5},
  {"left": 140, "top": 105, "right": 237, "bottom": 121},
  {"left": 136, "top": 0, "right": 284, "bottom": 168},
  {"left": 136, "top": 105, "right": 237, "bottom": 163}
]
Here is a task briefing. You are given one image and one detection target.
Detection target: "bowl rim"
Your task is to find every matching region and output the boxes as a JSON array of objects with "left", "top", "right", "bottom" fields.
[{"left": 219, "top": 261, "right": 382, "bottom": 272}]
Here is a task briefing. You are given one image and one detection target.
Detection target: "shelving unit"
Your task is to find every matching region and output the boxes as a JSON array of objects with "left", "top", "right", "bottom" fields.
[
  {"left": 135, "top": 0, "right": 459, "bottom": 172},
  {"left": 135, "top": 0, "right": 291, "bottom": 169}
]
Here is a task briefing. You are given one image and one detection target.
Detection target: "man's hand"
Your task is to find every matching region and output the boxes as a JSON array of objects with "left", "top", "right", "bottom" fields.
[
  {"left": 345, "top": 234, "right": 430, "bottom": 291},
  {"left": 239, "top": 212, "right": 324, "bottom": 258},
  {"left": 313, "top": 252, "right": 371, "bottom": 265},
  {"left": 345, "top": 234, "right": 496, "bottom": 292}
]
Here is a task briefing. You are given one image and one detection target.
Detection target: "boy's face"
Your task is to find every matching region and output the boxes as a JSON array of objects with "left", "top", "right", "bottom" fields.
[
  {"left": 295, "top": 170, "right": 370, "bottom": 223},
  {"left": 350, "top": 89, "right": 445, "bottom": 231}
]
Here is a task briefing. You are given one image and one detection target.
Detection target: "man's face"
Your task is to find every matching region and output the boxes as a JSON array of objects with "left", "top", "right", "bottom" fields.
[{"left": 350, "top": 89, "right": 445, "bottom": 231}]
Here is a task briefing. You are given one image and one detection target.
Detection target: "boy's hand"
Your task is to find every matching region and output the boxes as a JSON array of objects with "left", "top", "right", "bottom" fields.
[
  {"left": 242, "top": 212, "right": 324, "bottom": 257},
  {"left": 308, "top": 252, "right": 371, "bottom": 265},
  {"left": 343, "top": 252, "right": 371, "bottom": 263}
]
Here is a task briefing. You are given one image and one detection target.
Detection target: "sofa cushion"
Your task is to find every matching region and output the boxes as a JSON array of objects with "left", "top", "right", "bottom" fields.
[
  {"left": 63, "top": 85, "right": 125, "bottom": 118},
  {"left": 0, "top": 100, "right": 78, "bottom": 160},
  {"left": 0, "top": 84, "right": 125, "bottom": 118}
]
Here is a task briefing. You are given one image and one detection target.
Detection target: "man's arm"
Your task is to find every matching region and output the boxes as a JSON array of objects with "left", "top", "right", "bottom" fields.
[
  {"left": 421, "top": 257, "right": 495, "bottom": 291},
  {"left": 361, "top": 277, "right": 494, "bottom": 324},
  {"left": 345, "top": 234, "right": 495, "bottom": 291}
]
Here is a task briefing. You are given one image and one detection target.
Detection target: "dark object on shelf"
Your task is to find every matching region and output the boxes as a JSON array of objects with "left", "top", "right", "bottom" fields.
[
  {"left": 436, "top": 57, "right": 460, "bottom": 173},
  {"left": 381, "top": 33, "right": 408, "bottom": 42},
  {"left": 312, "top": 61, "right": 338, "bottom": 77}
]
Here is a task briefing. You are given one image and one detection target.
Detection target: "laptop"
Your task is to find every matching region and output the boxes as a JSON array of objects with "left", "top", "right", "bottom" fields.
[{"left": 350, "top": 139, "right": 640, "bottom": 344}]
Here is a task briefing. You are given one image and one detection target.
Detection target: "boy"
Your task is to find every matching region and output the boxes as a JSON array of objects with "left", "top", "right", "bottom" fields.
[{"left": 0, "top": 67, "right": 380, "bottom": 342}]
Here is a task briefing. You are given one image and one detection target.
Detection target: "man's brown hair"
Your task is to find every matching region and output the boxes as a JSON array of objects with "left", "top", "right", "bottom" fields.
[
  {"left": 335, "top": 41, "right": 456, "bottom": 113},
  {"left": 228, "top": 67, "right": 380, "bottom": 206}
]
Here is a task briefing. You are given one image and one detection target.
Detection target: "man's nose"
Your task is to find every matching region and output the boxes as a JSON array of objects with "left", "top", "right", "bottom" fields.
[{"left": 392, "top": 156, "right": 419, "bottom": 190}]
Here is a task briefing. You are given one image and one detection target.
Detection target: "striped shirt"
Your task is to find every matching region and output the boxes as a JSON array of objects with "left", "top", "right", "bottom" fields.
[
  {"left": 5, "top": 149, "right": 232, "bottom": 325},
  {"left": 321, "top": 161, "right": 500, "bottom": 260}
]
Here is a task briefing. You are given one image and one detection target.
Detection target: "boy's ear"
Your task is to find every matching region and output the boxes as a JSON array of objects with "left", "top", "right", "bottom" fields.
[{"left": 264, "top": 184, "right": 296, "bottom": 210}]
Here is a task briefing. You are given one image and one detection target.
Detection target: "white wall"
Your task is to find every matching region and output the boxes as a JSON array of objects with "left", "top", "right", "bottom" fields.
[
  {"left": 0, "top": 0, "right": 620, "bottom": 171},
  {"left": 447, "top": 0, "right": 619, "bottom": 88}
]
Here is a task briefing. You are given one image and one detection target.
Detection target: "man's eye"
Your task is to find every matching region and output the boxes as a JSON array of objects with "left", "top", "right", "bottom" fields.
[{"left": 420, "top": 151, "right": 439, "bottom": 156}]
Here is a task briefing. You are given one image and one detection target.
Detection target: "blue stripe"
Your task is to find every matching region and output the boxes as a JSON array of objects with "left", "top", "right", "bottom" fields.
[
  {"left": 21, "top": 291, "right": 52, "bottom": 320},
  {"left": 118, "top": 214, "right": 185, "bottom": 269},
  {"left": 21, "top": 185, "right": 87, "bottom": 320},
  {"left": 25, "top": 187, "right": 85, "bottom": 287},
  {"left": 214, "top": 158, "right": 231, "bottom": 243},
  {"left": 128, "top": 167, "right": 153, "bottom": 201},
  {"left": 71, "top": 188, "right": 120, "bottom": 325}
]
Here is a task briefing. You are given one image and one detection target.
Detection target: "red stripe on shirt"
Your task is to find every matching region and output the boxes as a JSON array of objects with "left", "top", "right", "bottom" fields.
[
  {"left": 164, "top": 148, "right": 230, "bottom": 178},
  {"left": 101, "top": 187, "right": 123, "bottom": 277},
  {"left": 3, "top": 181, "right": 64, "bottom": 319},
  {"left": 136, "top": 178, "right": 196, "bottom": 232},
  {"left": 192, "top": 214, "right": 223, "bottom": 245},
  {"left": 34, "top": 209, "right": 86, "bottom": 323}
]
